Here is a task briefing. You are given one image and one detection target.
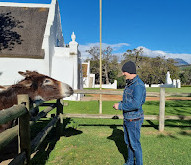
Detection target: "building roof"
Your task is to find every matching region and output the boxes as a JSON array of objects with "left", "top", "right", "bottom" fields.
[
  {"left": 82, "top": 63, "right": 88, "bottom": 77},
  {"left": 0, "top": 6, "right": 49, "bottom": 58}
]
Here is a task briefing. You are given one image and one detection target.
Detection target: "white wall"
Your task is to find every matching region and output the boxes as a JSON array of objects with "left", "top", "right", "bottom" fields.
[
  {"left": 51, "top": 33, "right": 83, "bottom": 100},
  {"left": 0, "top": 0, "right": 83, "bottom": 101},
  {"left": 0, "top": 0, "right": 63, "bottom": 85},
  {"left": 95, "top": 80, "right": 117, "bottom": 89},
  {"left": 83, "top": 61, "right": 90, "bottom": 88},
  {"left": 145, "top": 84, "right": 161, "bottom": 88},
  {"left": 52, "top": 47, "right": 76, "bottom": 86},
  {"left": 0, "top": 58, "right": 48, "bottom": 85}
]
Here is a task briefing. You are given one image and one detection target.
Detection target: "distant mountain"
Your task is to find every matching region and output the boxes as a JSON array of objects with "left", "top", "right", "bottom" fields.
[{"left": 173, "top": 58, "right": 189, "bottom": 66}]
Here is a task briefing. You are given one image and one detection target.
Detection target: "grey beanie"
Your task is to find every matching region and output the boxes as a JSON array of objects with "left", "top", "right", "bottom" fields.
[{"left": 122, "top": 61, "right": 136, "bottom": 74}]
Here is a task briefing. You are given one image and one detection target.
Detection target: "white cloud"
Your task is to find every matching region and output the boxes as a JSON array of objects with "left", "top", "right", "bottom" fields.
[
  {"left": 79, "top": 42, "right": 130, "bottom": 61},
  {"left": 137, "top": 46, "right": 191, "bottom": 64},
  {"left": 78, "top": 43, "right": 191, "bottom": 64}
]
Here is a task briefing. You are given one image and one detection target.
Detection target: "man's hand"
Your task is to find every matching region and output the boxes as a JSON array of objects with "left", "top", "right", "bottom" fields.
[{"left": 113, "top": 103, "right": 119, "bottom": 110}]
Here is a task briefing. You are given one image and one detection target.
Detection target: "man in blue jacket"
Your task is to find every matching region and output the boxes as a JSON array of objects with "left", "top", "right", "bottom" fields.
[{"left": 113, "top": 61, "right": 146, "bottom": 165}]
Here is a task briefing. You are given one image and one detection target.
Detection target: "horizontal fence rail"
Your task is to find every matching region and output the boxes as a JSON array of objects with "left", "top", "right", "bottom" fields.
[
  {"left": 31, "top": 115, "right": 59, "bottom": 153},
  {"left": 31, "top": 104, "right": 56, "bottom": 122},
  {"left": 74, "top": 89, "right": 191, "bottom": 132},
  {"left": 74, "top": 89, "right": 191, "bottom": 97},
  {"left": 9, "top": 152, "right": 26, "bottom": 165},
  {"left": 74, "top": 89, "right": 123, "bottom": 95},
  {"left": 0, "top": 125, "right": 18, "bottom": 151},
  {"left": 0, "top": 104, "right": 26, "bottom": 125},
  {"left": 64, "top": 114, "right": 191, "bottom": 120},
  {"left": 165, "top": 93, "right": 191, "bottom": 97},
  {"left": 64, "top": 114, "right": 160, "bottom": 120},
  {"left": 0, "top": 90, "right": 190, "bottom": 164},
  {"left": 0, "top": 95, "right": 63, "bottom": 165},
  {"left": 0, "top": 104, "right": 56, "bottom": 151}
]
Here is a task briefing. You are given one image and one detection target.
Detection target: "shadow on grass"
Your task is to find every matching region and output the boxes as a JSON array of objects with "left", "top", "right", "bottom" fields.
[
  {"left": 144, "top": 100, "right": 191, "bottom": 116},
  {"left": 0, "top": 118, "right": 83, "bottom": 164},
  {"left": 107, "top": 125, "right": 128, "bottom": 162},
  {"left": 143, "top": 119, "right": 191, "bottom": 129},
  {"left": 78, "top": 119, "right": 191, "bottom": 129},
  {"left": 179, "top": 130, "right": 191, "bottom": 137},
  {"left": 165, "top": 119, "right": 191, "bottom": 127},
  {"left": 144, "top": 120, "right": 158, "bottom": 130},
  {"left": 29, "top": 118, "right": 190, "bottom": 164},
  {"left": 1, "top": 117, "right": 190, "bottom": 164},
  {"left": 0, "top": 137, "right": 18, "bottom": 163},
  {"left": 31, "top": 118, "right": 83, "bottom": 165}
]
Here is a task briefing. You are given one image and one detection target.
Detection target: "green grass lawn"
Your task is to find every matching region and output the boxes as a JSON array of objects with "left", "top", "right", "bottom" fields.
[
  {"left": 146, "top": 86, "right": 191, "bottom": 93},
  {"left": 85, "top": 86, "right": 191, "bottom": 93},
  {"left": 46, "top": 100, "right": 191, "bottom": 116},
  {"left": 31, "top": 118, "right": 191, "bottom": 165},
  {"left": 32, "top": 99, "right": 191, "bottom": 165}
]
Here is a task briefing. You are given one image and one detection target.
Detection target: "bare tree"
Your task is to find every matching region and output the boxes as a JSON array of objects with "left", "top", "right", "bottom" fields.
[{"left": 86, "top": 46, "right": 119, "bottom": 84}]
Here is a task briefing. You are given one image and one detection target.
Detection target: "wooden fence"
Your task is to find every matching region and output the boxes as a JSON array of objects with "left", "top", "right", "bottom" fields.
[
  {"left": 0, "top": 89, "right": 190, "bottom": 164},
  {"left": 71, "top": 89, "right": 191, "bottom": 132},
  {"left": 0, "top": 94, "right": 63, "bottom": 165}
]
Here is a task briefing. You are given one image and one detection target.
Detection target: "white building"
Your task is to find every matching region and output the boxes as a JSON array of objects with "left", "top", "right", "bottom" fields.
[
  {"left": 82, "top": 61, "right": 117, "bottom": 89},
  {"left": 0, "top": 0, "right": 83, "bottom": 100},
  {"left": 82, "top": 61, "right": 95, "bottom": 88}
]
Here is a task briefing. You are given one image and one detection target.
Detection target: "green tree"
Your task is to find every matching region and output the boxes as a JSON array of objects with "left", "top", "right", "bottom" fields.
[
  {"left": 179, "top": 66, "right": 191, "bottom": 85},
  {"left": 86, "top": 46, "right": 119, "bottom": 84},
  {"left": 122, "top": 47, "right": 143, "bottom": 68},
  {"left": 116, "top": 76, "right": 126, "bottom": 88},
  {"left": 122, "top": 48, "right": 179, "bottom": 85}
]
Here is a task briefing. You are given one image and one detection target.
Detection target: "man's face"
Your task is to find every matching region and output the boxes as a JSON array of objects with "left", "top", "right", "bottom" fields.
[{"left": 122, "top": 72, "right": 131, "bottom": 79}]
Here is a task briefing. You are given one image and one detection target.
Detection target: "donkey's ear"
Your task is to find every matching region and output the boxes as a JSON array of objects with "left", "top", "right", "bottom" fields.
[
  {"left": 25, "top": 70, "right": 39, "bottom": 76},
  {"left": 19, "top": 79, "right": 33, "bottom": 88},
  {"left": 18, "top": 71, "right": 28, "bottom": 77},
  {"left": 0, "top": 85, "right": 6, "bottom": 89},
  {"left": 26, "top": 70, "right": 34, "bottom": 74}
]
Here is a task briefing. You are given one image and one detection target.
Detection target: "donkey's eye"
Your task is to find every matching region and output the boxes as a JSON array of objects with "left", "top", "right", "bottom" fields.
[{"left": 44, "top": 79, "right": 52, "bottom": 84}]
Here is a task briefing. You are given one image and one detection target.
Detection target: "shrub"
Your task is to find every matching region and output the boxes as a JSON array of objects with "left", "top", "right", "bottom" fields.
[{"left": 116, "top": 76, "right": 126, "bottom": 89}]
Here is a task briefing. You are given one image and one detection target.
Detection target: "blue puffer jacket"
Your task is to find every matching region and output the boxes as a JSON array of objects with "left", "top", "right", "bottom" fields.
[{"left": 118, "top": 75, "right": 146, "bottom": 120}]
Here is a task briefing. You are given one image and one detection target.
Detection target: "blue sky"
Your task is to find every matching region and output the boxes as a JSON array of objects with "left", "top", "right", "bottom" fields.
[{"left": 1, "top": 0, "right": 191, "bottom": 63}]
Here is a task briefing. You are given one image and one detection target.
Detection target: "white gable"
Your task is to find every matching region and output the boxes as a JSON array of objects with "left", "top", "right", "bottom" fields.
[{"left": 0, "top": 0, "right": 83, "bottom": 100}]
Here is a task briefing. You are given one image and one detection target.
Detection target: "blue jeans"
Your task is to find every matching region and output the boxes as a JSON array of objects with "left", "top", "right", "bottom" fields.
[{"left": 123, "top": 118, "right": 144, "bottom": 165}]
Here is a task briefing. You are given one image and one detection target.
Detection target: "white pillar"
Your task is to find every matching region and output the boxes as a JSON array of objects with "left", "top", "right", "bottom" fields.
[
  {"left": 173, "top": 79, "right": 177, "bottom": 88},
  {"left": 69, "top": 32, "right": 78, "bottom": 55},
  {"left": 159, "top": 87, "right": 165, "bottom": 132},
  {"left": 176, "top": 79, "right": 181, "bottom": 88},
  {"left": 165, "top": 71, "right": 172, "bottom": 84}
]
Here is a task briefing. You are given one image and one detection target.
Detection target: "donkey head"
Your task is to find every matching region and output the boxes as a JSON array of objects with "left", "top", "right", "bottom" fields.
[{"left": 17, "top": 71, "right": 74, "bottom": 101}]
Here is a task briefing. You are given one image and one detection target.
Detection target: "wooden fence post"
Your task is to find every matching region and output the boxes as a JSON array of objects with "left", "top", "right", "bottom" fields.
[
  {"left": 56, "top": 99, "right": 64, "bottom": 136},
  {"left": 159, "top": 88, "right": 165, "bottom": 132},
  {"left": 17, "top": 94, "right": 31, "bottom": 165}
]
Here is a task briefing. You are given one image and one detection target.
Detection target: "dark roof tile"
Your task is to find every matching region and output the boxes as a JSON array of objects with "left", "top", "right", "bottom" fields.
[{"left": 0, "top": 6, "right": 49, "bottom": 58}]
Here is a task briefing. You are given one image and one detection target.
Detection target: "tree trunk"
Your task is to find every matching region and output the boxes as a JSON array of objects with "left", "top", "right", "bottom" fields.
[{"left": 104, "top": 65, "right": 109, "bottom": 84}]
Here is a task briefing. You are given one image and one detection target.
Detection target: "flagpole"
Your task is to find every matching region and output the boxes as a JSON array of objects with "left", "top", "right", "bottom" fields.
[{"left": 99, "top": 0, "right": 102, "bottom": 114}]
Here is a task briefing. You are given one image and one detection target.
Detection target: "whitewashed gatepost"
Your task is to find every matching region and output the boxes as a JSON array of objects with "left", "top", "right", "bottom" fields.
[
  {"left": 159, "top": 87, "right": 165, "bottom": 132},
  {"left": 159, "top": 71, "right": 177, "bottom": 131}
]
